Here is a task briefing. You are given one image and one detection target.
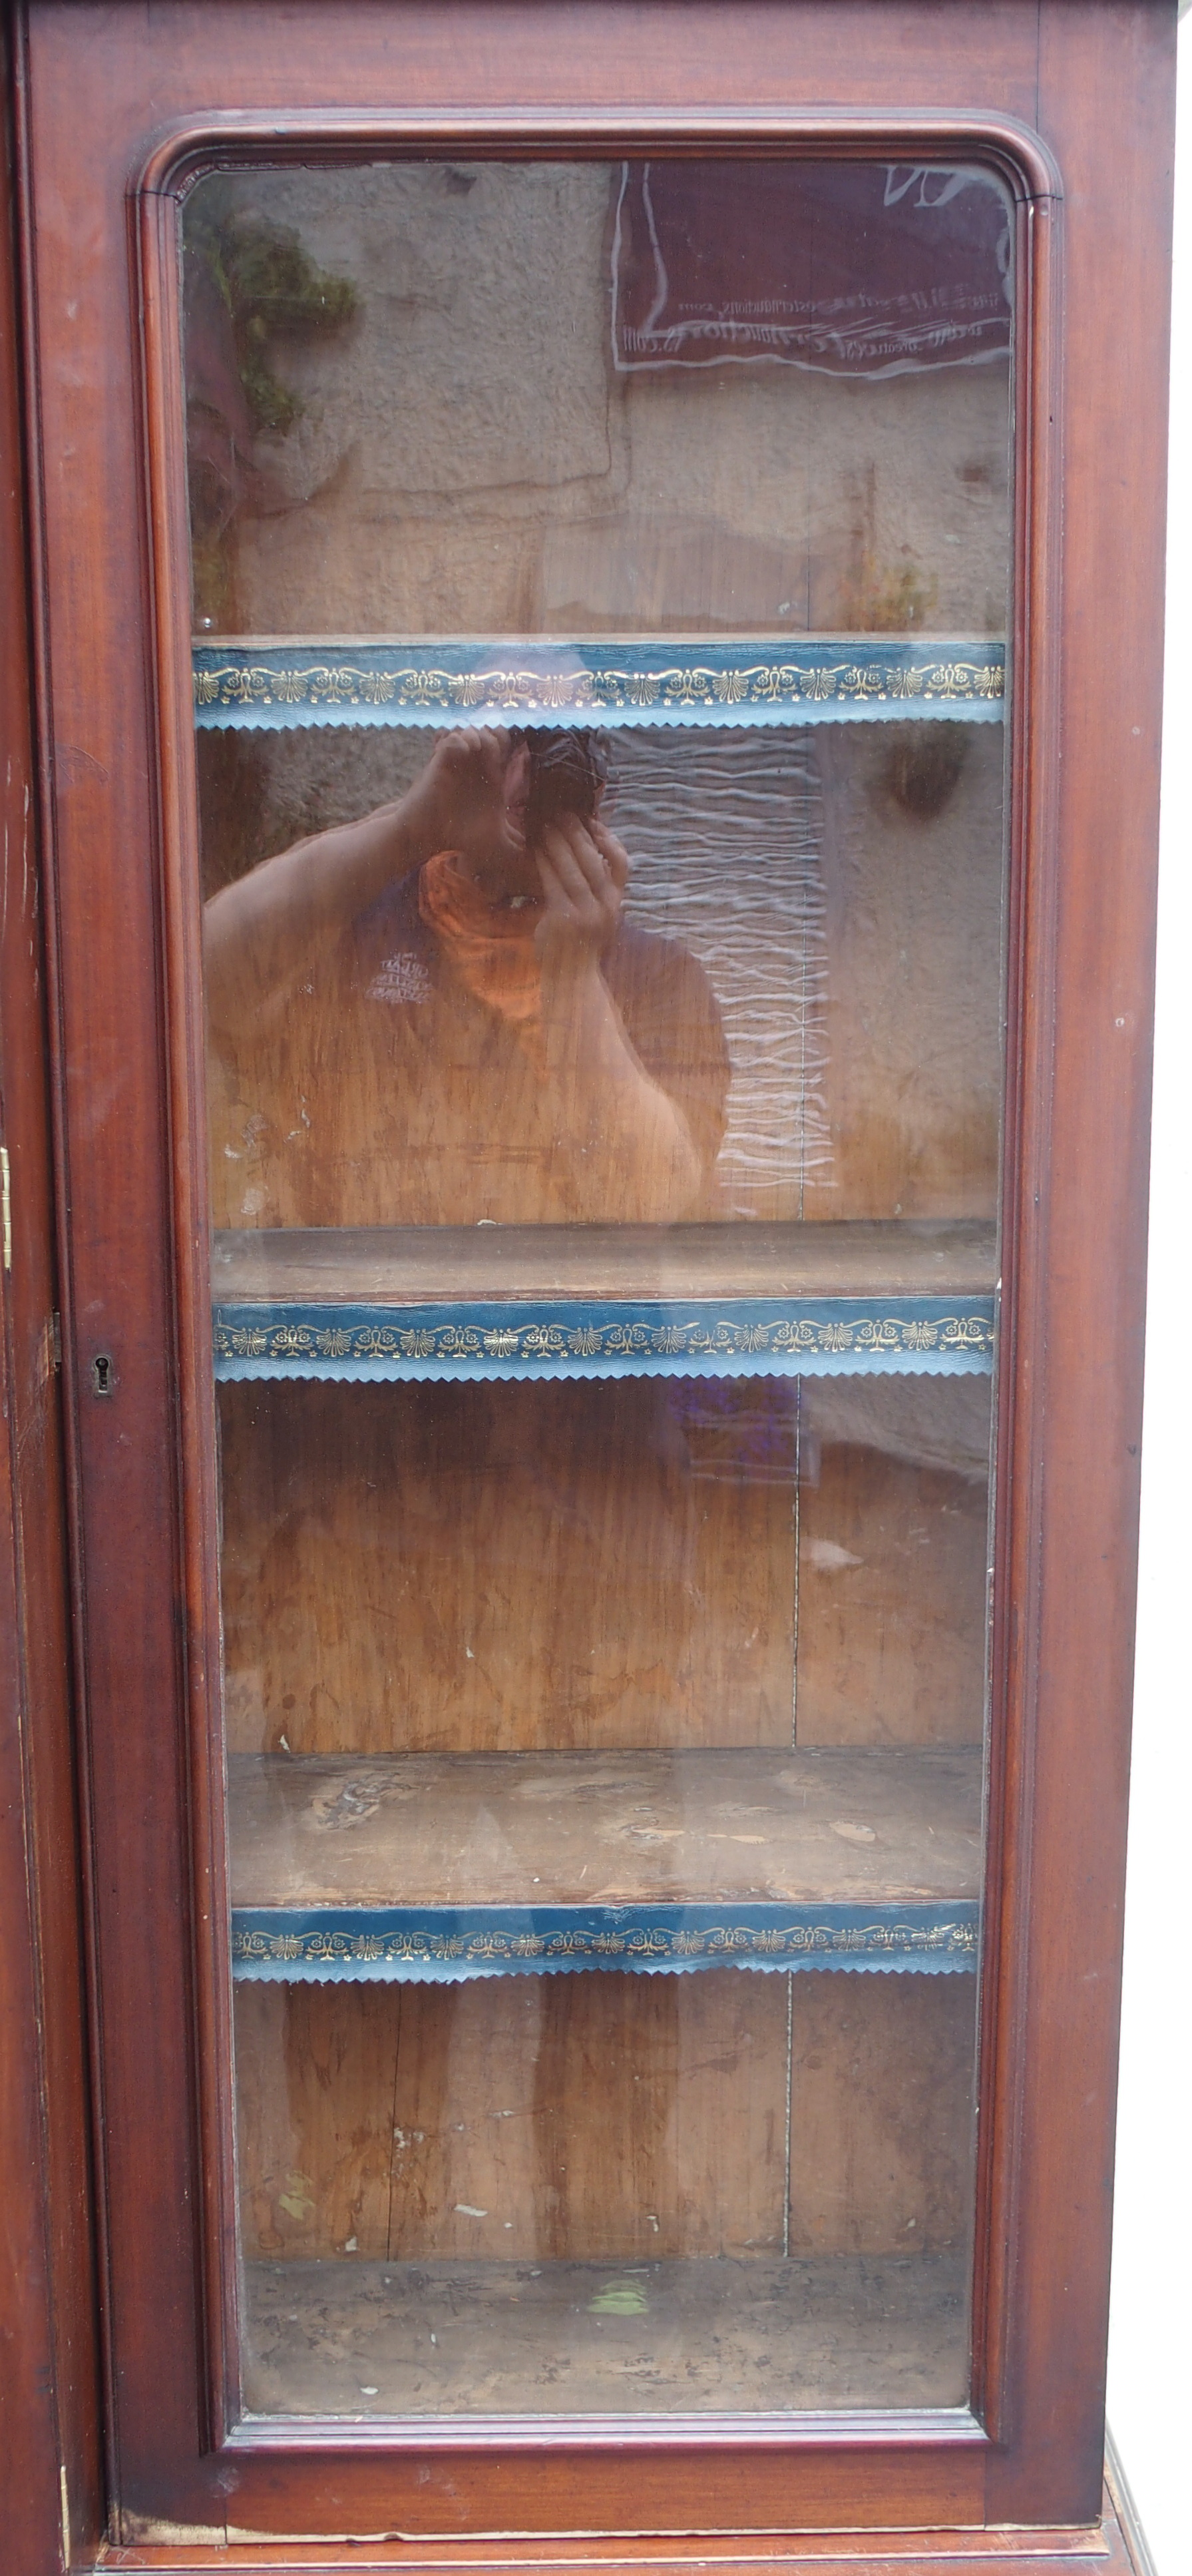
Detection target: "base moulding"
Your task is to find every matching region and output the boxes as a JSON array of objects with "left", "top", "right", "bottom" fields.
[{"left": 95, "top": 2475, "right": 1141, "bottom": 2576}]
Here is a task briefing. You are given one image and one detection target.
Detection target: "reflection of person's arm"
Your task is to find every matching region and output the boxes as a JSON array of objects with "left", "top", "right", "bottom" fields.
[
  {"left": 203, "top": 788, "right": 433, "bottom": 1032},
  {"left": 204, "top": 728, "right": 520, "bottom": 1035},
  {"left": 540, "top": 961, "right": 703, "bottom": 1223}
]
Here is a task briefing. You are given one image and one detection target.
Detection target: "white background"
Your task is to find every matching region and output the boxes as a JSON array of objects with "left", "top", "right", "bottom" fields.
[{"left": 1104, "top": 13, "right": 1192, "bottom": 2571}]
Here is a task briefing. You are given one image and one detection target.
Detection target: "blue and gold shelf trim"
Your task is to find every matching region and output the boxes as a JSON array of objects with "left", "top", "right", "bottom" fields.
[
  {"left": 213, "top": 1294, "right": 995, "bottom": 1384},
  {"left": 231, "top": 1902, "right": 980, "bottom": 1983},
  {"left": 192, "top": 637, "right": 1006, "bottom": 733}
]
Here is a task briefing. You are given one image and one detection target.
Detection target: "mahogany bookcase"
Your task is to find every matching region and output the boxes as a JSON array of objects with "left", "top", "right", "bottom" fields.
[{"left": 0, "top": 4, "right": 1175, "bottom": 2571}]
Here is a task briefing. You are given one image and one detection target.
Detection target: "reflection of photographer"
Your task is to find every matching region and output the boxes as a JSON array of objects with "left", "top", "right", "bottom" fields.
[{"left": 205, "top": 726, "right": 728, "bottom": 1229}]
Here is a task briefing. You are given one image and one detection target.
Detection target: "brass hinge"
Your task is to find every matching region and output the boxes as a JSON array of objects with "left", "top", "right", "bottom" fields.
[{"left": 1, "top": 1145, "right": 10, "bottom": 1272}]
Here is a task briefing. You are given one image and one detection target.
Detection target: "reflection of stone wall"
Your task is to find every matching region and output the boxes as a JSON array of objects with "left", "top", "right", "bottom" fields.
[
  {"left": 809, "top": 722, "right": 1003, "bottom": 1220},
  {"left": 803, "top": 1374, "right": 992, "bottom": 1483},
  {"left": 196, "top": 724, "right": 432, "bottom": 895},
  {"left": 198, "top": 164, "right": 1012, "bottom": 641}
]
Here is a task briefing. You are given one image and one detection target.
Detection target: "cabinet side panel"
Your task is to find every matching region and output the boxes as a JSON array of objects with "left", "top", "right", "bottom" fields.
[
  {"left": 0, "top": 22, "right": 102, "bottom": 2560},
  {"left": 980, "top": 0, "right": 1177, "bottom": 2519}
]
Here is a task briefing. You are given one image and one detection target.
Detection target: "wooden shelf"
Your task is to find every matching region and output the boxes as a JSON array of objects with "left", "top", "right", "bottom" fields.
[
  {"left": 214, "top": 1218, "right": 997, "bottom": 1306},
  {"left": 229, "top": 1746, "right": 981, "bottom": 1983},
  {"left": 242, "top": 2252, "right": 970, "bottom": 2417},
  {"left": 230, "top": 1745, "right": 982, "bottom": 1910},
  {"left": 194, "top": 634, "right": 1006, "bottom": 735},
  {"left": 214, "top": 1218, "right": 996, "bottom": 1385}
]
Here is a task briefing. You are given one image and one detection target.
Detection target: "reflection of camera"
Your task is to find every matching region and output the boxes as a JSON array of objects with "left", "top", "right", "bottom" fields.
[{"left": 512, "top": 727, "right": 611, "bottom": 842}]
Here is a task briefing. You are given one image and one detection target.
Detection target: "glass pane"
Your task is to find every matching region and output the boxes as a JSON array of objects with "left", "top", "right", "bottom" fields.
[{"left": 185, "top": 153, "right": 1011, "bottom": 2420}]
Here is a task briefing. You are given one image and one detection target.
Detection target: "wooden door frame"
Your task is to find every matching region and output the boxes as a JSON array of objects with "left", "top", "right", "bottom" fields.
[
  {"left": 3, "top": 0, "right": 1175, "bottom": 2555},
  {"left": 0, "top": 18, "right": 104, "bottom": 2572}
]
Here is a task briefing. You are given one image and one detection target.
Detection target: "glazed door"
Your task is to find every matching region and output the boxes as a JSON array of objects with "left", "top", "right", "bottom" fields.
[
  {"left": 23, "top": 0, "right": 1161, "bottom": 2546},
  {"left": 192, "top": 146, "right": 1008, "bottom": 2424}
]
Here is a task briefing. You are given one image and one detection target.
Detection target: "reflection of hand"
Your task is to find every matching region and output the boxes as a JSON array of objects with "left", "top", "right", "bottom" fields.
[
  {"left": 413, "top": 726, "right": 529, "bottom": 875},
  {"left": 535, "top": 817, "right": 628, "bottom": 981}
]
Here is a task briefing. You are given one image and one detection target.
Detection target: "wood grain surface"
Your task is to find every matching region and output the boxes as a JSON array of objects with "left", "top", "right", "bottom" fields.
[
  {"left": 212, "top": 1219, "right": 998, "bottom": 1306},
  {"left": 0, "top": 28, "right": 103, "bottom": 2561},
  {"left": 980, "top": 7, "right": 1172, "bottom": 2502},
  {"left": 233, "top": 1973, "right": 793, "bottom": 2266},
  {"left": 228, "top": 1745, "right": 982, "bottom": 1910},
  {"left": 12, "top": 0, "right": 1171, "bottom": 2549},
  {"left": 218, "top": 1376, "right": 800, "bottom": 1753},
  {"left": 90, "top": 2501, "right": 1139, "bottom": 2575},
  {"left": 787, "top": 1976, "right": 976, "bottom": 2258},
  {"left": 796, "top": 1445, "right": 989, "bottom": 1748},
  {"left": 384, "top": 1972, "right": 793, "bottom": 2264},
  {"left": 234, "top": 1967, "right": 977, "bottom": 2268},
  {"left": 240, "top": 2250, "right": 971, "bottom": 2417},
  {"left": 218, "top": 1380, "right": 987, "bottom": 1758}
]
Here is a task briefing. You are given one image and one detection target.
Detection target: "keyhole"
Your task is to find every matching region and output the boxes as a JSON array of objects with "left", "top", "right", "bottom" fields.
[{"left": 91, "top": 1353, "right": 113, "bottom": 1398}]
